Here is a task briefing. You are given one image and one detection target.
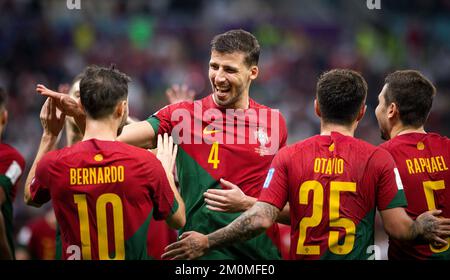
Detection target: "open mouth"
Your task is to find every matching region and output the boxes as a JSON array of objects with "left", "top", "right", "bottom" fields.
[{"left": 214, "top": 86, "right": 231, "bottom": 99}]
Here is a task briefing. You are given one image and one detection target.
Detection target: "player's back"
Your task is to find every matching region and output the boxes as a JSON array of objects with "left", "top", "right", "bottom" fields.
[
  {"left": 381, "top": 132, "right": 450, "bottom": 259},
  {"left": 284, "top": 132, "right": 404, "bottom": 260},
  {"left": 32, "top": 139, "right": 176, "bottom": 260}
]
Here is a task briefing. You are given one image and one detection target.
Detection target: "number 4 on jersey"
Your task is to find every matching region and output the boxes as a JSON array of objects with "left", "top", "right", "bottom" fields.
[{"left": 208, "top": 141, "right": 220, "bottom": 169}]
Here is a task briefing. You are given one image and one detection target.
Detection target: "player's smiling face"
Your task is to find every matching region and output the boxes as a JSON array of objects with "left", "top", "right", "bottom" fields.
[
  {"left": 209, "top": 50, "right": 258, "bottom": 109},
  {"left": 375, "top": 84, "right": 391, "bottom": 140}
]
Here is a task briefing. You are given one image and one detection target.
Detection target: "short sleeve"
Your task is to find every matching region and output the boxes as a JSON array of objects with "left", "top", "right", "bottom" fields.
[
  {"left": 372, "top": 149, "right": 407, "bottom": 210},
  {"left": 146, "top": 157, "right": 178, "bottom": 220},
  {"left": 258, "top": 147, "right": 290, "bottom": 210},
  {"left": 29, "top": 156, "right": 52, "bottom": 205},
  {"left": 146, "top": 105, "right": 174, "bottom": 138},
  {"left": 0, "top": 150, "right": 25, "bottom": 199}
]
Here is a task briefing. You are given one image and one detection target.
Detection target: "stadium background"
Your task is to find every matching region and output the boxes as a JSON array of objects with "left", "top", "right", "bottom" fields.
[{"left": 1, "top": 0, "right": 449, "bottom": 260}]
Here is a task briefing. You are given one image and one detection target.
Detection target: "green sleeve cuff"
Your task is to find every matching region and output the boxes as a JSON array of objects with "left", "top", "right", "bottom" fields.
[
  {"left": 0, "top": 175, "right": 13, "bottom": 198},
  {"left": 385, "top": 189, "right": 408, "bottom": 209},
  {"left": 170, "top": 197, "right": 179, "bottom": 216}
]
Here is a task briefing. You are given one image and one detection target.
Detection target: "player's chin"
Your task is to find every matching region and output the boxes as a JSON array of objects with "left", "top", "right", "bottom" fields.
[{"left": 214, "top": 91, "right": 233, "bottom": 105}]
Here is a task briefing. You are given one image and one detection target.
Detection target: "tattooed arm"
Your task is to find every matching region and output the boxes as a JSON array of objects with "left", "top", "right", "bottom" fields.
[
  {"left": 381, "top": 208, "right": 450, "bottom": 246},
  {"left": 162, "top": 202, "right": 280, "bottom": 260}
]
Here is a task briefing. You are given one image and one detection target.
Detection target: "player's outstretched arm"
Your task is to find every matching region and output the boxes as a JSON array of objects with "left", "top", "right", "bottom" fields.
[
  {"left": 156, "top": 133, "right": 185, "bottom": 229},
  {"left": 380, "top": 207, "right": 450, "bottom": 246},
  {"left": 117, "top": 121, "right": 157, "bottom": 149},
  {"left": 24, "top": 98, "right": 65, "bottom": 207},
  {"left": 162, "top": 201, "right": 279, "bottom": 260},
  {"left": 204, "top": 178, "right": 291, "bottom": 224},
  {"left": 0, "top": 190, "right": 13, "bottom": 259}
]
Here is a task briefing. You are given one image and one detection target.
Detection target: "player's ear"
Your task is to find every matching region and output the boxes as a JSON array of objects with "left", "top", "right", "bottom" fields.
[
  {"left": 314, "top": 99, "right": 321, "bottom": 118},
  {"left": 249, "top": 65, "right": 258, "bottom": 81},
  {"left": 387, "top": 102, "right": 398, "bottom": 120},
  {"left": 0, "top": 110, "right": 8, "bottom": 126},
  {"left": 115, "top": 100, "right": 127, "bottom": 118},
  {"left": 356, "top": 104, "right": 367, "bottom": 122}
]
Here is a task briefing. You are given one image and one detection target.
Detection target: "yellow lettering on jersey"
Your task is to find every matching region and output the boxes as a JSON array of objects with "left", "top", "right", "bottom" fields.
[
  {"left": 325, "top": 159, "right": 333, "bottom": 175},
  {"left": 425, "top": 158, "right": 431, "bottom": 173},
  {"left": 321, "top": 158, "right": 327, "bottom": 173},
  {"left": 431, "top": 157, "right": 439, "bottom": 173},
  {"left": 97, "top": 167, "right": 104, "bottom": 184},
  {"left": 405, "top": 156, "right": 447, "bottom": 174},
  {"left": 82, "top": 168, "right": 89, "bottom": 185},
  {"left": 314, "top": 158, "right": 320, "bottom": 173},
  {"left": 413, "top": 158, "right": 422, "bottom": 174},
  {"left": 69, "top": 166, "right": 125, "bottom": 186},
  {"left": 419, "top": 158, "right": 427, "bottom": 173},
  {"left": 313, "top": 158, "right": 344, "bottom": 175},
  {"left": 406, "top": 160, "right": 414, "bottom": 174},
  {"left": 441, "top": 156, "right": 449, "bottom": 171},
  {"left": 117, "top": 166, "right": 124, "bottom": 182},
  {"left": 70, "top": 168, "right": 77, "bottom": 185},
  {"left": 104, "top": 167, "right": 111, "bottom": 184},
  {"left": 89, "top": 168, "right": 95, "bottom": 185},
  {"left": 77, "top": 168, "right": 82, "bottom": 185}
]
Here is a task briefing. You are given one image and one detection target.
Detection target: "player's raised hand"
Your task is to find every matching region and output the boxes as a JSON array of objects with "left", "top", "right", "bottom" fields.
[
  {"left": 36, "top": 84, "right": 84, "bottom": 118},
  {"left": 156, "top": 133, "right": 178, "bottom": 174},
  {"left": 40, "top": 97, "right": 66, "bottom": 137},
  {"left": 161, "top": 231, "right": 209, "bottom": 260},
  {"left": 203, "top": 178, "right": 255, "bottom": 213},
  {"left": 165, "top": 84, "right": 196, "bottom": 104},
  {"left": 416, "top": 209, "right": 450, "bottom": 247}
]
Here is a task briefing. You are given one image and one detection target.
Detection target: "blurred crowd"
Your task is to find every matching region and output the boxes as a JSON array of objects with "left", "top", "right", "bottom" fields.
[{"left": 1, "top": 0, "right": 449, "bottom": 259}]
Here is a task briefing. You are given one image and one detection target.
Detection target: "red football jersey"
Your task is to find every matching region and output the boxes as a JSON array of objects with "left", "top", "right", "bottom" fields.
[
  {"left": 17, "top": 216, "right": 56, "bottom": 260},
  {"left": 147, "top": 95, "right": 287, "bottom": 259},
  {"left": 259, "top": 132, "right": 406, "bottom": 260},
  {"left": 146, "top": 218, "right": 177, "bottom": 260},
  {"left": 29, "top": 139, "right": 178, "bottom": 260},
  {"left": 0, "top": 143, "right": 25, "bottom": 257},
  {"left": 380, "top": 133, "right": 450, "bottom": 259}
]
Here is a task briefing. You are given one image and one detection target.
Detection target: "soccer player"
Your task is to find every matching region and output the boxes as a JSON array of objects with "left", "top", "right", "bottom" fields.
[
  {"left": 0, "top": 87, "right": 26, "bottom": 260},
  {"left": 39, "top": 29, "right": 289, "bottom": 260},
  {"left": 162, "top": 69, "right": 450, "bottom": 260},
  {"left": 24, "top": 65, "right": 185, "bottom": 260},
  {"left": 376, "top": 70, "right": 450, "bottom": 259},
  {"left": 16, "top": 207, "right": 57, "bottom": 260}
]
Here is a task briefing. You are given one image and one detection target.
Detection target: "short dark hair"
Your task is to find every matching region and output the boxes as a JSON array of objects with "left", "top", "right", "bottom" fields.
[
  {"left": 211, "top": 29, "right": 260, "bottom": 67},
  {"left": 79, "top": 65, "right": 131, "bottom": 119},
  {"left": 384, "top": 70, "right": 436, "bottom": 128},
  {"left": 316, "top": 69, "right": 368, "bottom": 125},
  {"left": 0, "top": 87, "right": 7, "bottom": 111}
]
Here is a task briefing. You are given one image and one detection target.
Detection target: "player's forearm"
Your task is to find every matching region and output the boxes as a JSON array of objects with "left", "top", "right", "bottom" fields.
[
  {"left": 117, "top": 121, "right": 156, "bottom": 148},
  {"left": 0, "top": 211, "right": 13, "bottom": 260},
  {"left": 207, "top": 202, "right": 279, "bottom": 251},
  {"left": 166, "top": 173, "right": 186, "bottom": 229},
  {"left": 24, "top": 134, "right": 57, "bottom": 206},
  {"left": 276, "top": 203, "right": 291, "bottom": 225}
]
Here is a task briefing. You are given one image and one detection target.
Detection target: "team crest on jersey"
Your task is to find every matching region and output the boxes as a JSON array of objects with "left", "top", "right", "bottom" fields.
[
  {"left": 254, "top": 128, "right": 270, "bottom": 156},
  {"left": 417, "top": 141, "right": 425, "bottom": 150}
]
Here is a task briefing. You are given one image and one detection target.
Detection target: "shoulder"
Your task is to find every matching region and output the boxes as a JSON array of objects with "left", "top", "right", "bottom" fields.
[
  {"left": 117, "top": 142, "right": 159, "bottom": 163},
  {"left": 0, "top": 143, "right": 25, "bottom": 164}
]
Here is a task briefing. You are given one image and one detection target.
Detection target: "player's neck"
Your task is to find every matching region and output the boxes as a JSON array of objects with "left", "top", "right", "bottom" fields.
[
  {"left": 320, "top": 122, "right": 355, "bottom": 137},
  {"left": 391, "top": 124, "right": 426, "bottom": 138},
  {"left": 82, "top": 118, "right": 119, "bottom": 142}
]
